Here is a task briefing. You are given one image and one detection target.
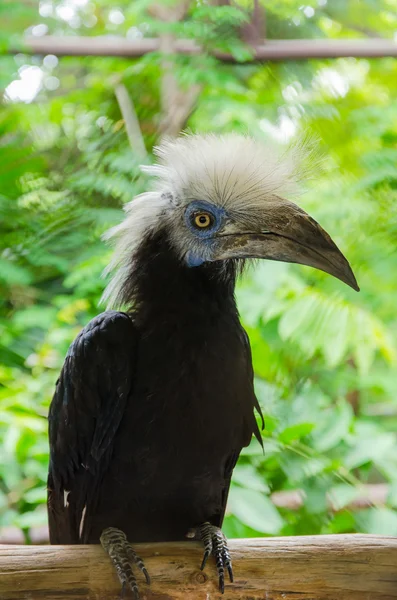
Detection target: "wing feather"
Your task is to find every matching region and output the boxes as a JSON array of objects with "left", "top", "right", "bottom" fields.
[
  {"left": 215, "top": 328, "right": 264, "bottom": 527},
  {"left": 47, "top": 310, "right": 138, "bottom": 543}
]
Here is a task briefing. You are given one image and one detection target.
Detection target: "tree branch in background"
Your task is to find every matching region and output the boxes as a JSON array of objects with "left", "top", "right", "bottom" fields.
[
  {"left": 159, "top": 75, "right": 201, "bottom": 138},
  {"left": 346, "top": 358, "right": 360, "bottom": 416},
  {"left": 241, "top": 0, "right": 266, "bottom": 45},
  {"left": 11, "top": 36, "right": 397, "bottom": 60},
  {"left": 114, "top": 83, "right": 147, "bottom": 160},
  {"left": 271, "top": 483, "right": 390, "bottom": 512},
  {"left": 150, "top": 1, "right": 202, "bottom": 138}
]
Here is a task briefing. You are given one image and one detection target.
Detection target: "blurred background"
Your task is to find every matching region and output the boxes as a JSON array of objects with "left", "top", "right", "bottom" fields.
[{"left": 1, "top": 0, "right": 397, "bottom": 544}]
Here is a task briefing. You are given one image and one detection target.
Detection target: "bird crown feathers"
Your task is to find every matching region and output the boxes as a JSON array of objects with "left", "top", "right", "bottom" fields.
[{"left": 101, "top": 133, "right": 317, "bottom": 308}]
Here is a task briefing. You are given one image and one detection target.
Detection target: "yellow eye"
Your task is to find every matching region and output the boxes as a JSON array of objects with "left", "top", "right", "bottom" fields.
[{"left": 194, "top": 212, "right": 212, "bottom": 228}]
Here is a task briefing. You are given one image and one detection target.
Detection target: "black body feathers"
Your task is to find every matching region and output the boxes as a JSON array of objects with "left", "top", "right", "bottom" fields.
[{"left": 48, "top": 231, "right": 262, "bottom": 544}]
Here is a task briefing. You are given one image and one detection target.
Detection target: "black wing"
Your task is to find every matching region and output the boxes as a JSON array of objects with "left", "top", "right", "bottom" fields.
[
  {"left": 47, "top": 310, "right": 138, "bottom": 543},
  {"left": 242, "top": 328, "right": 264, "bottom": 447},
  {"left": 216, "top": 328, "right": 264, "bottom": 528}
]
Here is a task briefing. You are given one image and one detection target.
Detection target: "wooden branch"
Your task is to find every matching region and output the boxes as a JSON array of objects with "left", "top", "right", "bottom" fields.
[
  {"left": 158, "top": 31, "right": 182, "bottom": 137},
  {"left": 159, "top": 76, "right": 202, "bottom": 138},
  {"left": 148, "top": 1, "right": 192, "bottom": 22},
  {"left": 241, "top": 0, "right": 265, "bottom": 45},
  {"left": 10, "top": 36, "right": 397, "bottom": 60},
  {"left": 152, "top": 1, "right": 201, "bottom": 138},
  {"left": 1, "top": 536, "right": 397, "bottom": 599},
  {"left": 114, "top": 83, "right": 147, "bottom": 159}
]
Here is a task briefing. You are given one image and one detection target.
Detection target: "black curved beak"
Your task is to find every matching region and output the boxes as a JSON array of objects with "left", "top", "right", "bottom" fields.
[{"left": 213, "top": 199, "right": 359, "bottom": 291}]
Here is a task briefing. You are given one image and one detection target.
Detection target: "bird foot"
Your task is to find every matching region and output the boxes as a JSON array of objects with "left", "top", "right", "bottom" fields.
[
  {"left": 197, "top": 522, "right": 233, "bottom": 593},
  {"left": 100, "top": 527, "right": 150, "bottom": 599}
]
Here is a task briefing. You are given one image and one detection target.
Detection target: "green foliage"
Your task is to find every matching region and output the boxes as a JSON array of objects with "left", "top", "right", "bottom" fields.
[{"left": 1, "top": 0, "right": 397, "bottom": 541}]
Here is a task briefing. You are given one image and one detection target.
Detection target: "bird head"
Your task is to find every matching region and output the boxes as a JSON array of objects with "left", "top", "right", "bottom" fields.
[{"left": 103, "top": 133, "right": 358, "bottom": 307}]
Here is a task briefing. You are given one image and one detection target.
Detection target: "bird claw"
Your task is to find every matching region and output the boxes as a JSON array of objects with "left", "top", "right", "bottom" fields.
[
  {"left": 100, "top": 527, "right": 150, "bottom": 600},
  {"left": 197, "top": 522, "right": 233, "bottom": 594}
]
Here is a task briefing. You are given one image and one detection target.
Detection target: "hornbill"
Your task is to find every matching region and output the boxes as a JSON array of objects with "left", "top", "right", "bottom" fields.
[{"left": 47, "top": 133, "right": 358, "bottom": 597}]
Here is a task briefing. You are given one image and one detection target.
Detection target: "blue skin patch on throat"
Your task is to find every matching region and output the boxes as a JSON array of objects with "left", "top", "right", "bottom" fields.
[
  {"left": 186, "top": 252, "right": 206, "bottom": 267},
  {"left": 184, "top": 201, "right": 227, "bottom": 268}
]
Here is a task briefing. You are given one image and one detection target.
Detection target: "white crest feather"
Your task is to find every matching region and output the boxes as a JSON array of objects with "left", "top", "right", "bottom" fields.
[
  {"left": 101, "top": 133, "right": 315, "bottom": 308},
  {"left": 149, "top": 132, "right": 315, "bottom": 211},
  {"left": 100, "top": 191, "right": 167, "bottom": 307}
]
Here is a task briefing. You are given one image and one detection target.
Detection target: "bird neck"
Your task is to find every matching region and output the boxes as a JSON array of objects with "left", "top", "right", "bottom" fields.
[{"left": 124, "top": 229, "right": 240, "bottom": 325}]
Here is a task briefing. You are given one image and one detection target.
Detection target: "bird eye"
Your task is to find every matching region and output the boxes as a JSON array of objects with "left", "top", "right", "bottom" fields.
[{"left": 193, "top": 212, "right": 213, "bottom": 229}]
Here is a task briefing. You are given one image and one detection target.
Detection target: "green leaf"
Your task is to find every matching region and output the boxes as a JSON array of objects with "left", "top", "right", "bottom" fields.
[
  {"left": 228, "top": 486, "right": 284, "bottom": 534},
  {"left": 0, "top": 258, "right": 32, "bottom": 286},
  {"left": 388, "top": 482, "right": 397, "bottom": 509},
  {"left": 13, "top": 506, "right": 48, "bottom": 529},
  {"left": 279, "top": 422, "right": 315, "bottom": 444},
  {"left": 302, "top": 481, "right": 328, "bottom": 514},
  {"left": 23, "top": 486, "right": 47, "bottom": 505},
  {"left": 345, "top": 433, "right": 397, "bottom": 469},
  {"left": 356, "top": 507, "right": 397, "bottom": 536},
  {"left": 328, "top": 484, "right": 361, "bottom": 511},
  {"left": 232, "top": 464, "right": 269, "bottom": 493},
  {"left": 312, "top": 401, "right": 353, "bottom": 452}
]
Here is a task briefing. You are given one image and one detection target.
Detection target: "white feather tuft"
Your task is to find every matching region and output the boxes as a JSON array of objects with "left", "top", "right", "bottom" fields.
[
  {"left": 63, "top": 489, "right": 70, "bottom": 508},
  {"left": 101, "top": 133, "right": 316, "bottom": 308},
  {"left": 100, "top": 191, "right": 168, "bottom": 308},
  {"left": 79, "top": 504, "right": 87, "bottom": 540},
  {"left": 151, "top": 133, "right": 316, "bottom": 211}
]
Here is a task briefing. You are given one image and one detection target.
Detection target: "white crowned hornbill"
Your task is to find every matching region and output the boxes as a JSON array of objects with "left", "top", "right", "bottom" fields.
[{"left": 47, "top": 134, "right": 359, "bottom": 597}]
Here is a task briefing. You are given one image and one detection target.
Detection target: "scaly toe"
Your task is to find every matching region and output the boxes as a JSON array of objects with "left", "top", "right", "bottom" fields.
[
  {"left": 197, "top": 522, "right": 233, "bottom": 594},
  {"left": 101, "top": 527, "right": 150, "bottom": 599},
  {"left": 127, "top": 545, "right": 151, "bottom": 585}
]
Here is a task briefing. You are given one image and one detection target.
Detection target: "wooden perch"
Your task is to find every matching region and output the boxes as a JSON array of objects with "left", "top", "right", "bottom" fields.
[{"left": 1, "top": 535, "right": 397, "bottom": 599}]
